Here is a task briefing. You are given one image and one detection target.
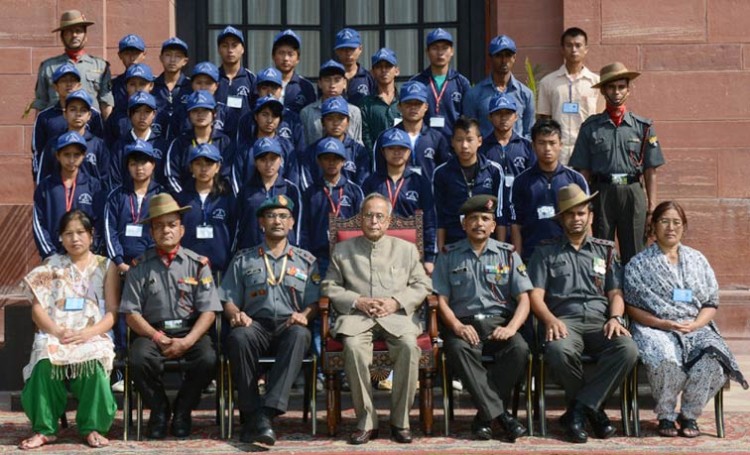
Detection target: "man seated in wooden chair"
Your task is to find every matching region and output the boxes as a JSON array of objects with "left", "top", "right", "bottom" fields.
[{"left": 322, "top": 193, "right": 432, "bottom": 445}]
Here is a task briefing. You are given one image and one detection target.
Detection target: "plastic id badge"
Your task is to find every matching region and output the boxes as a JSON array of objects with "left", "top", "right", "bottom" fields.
[
  {"left": 227, "top": 96, "right": 243, "bottom": 109},
  {"left": 562, "top": 102, "right": 580, "bottom": 114},
  {"left": 125, "top": 224, "right": 143, "bottom": 237},
  {"left": 673, "top": 289, "right": 693, "bottom": 302},
  {"left": 537, "top": 205, "right": 555, "bottom": 220},
  {"left": 64, "top": 297, "right": 85, "bottom": 311},
  {"left": 197, "top": 225, "right": 215, "bottom": 239},
  {"left": 429, "top": 116, "right": 446, "bottom": 128}
]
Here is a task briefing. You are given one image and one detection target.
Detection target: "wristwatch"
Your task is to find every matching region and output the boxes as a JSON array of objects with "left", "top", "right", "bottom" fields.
[{"left": 609, "top": 315, "right": 626, "bottom": 326}]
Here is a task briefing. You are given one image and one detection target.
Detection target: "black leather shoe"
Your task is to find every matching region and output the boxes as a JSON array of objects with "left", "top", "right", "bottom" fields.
[
  {"left": 497, "top": 412, "right": 527, "bottom": 442},
  {"left": 587, "top": 408, "right": 616, "bottom": 439},
  {"left": 566, "top": 401, "right": 589, "bottom": 443},
  {"left": 390, "top": 425, "right": 413, "bottom": 444},
  {"left": 471, "top": 418, "right": 493, "bottom": 440},
  {"left": 146, "top": 409, "right": 169, "bottom": 440},
  {"left": 171, "top": 411, "right": 192, "bottom": 438},
  {"left": 348, "top": 429, "right": 378, "bottom": 445},
  {"left": 252, "top": 412, "right": 277, "bottom": 446}
]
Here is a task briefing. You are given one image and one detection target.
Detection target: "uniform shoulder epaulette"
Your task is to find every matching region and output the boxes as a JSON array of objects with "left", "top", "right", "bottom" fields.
[
  {"left": 580, "top": 113, "right": 603, "bottom": 128},
  {"left": 139, "top": 249, "right": 157, "bottom": 262},
  {"left": 443, "top": 242, "right": 460, "bottom": 252},
  {"left": 590, "top": 237, "right": 616, "bottom": 248},
  {"left": 494, "top": 239, "right": 515, "bottom": 251},
  {"left": 291, "top": 246, "right": 316, "bottom": 264},
  {"left": 182, "top": 248, "right": 210, "bottom": 265},
  {"left": 631, "top": 113, "right": 654, "bottom": 126},
  {"left": 233, "top": 247, "right": 254, "bottom": 258}
]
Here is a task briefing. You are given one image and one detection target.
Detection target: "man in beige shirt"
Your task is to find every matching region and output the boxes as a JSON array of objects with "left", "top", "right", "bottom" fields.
[
  {"left": 537, "top": 27, "right": 603, "bottom": 164},
  {"left": 322, "top": 193, "right": 432, "bottom": 445}
]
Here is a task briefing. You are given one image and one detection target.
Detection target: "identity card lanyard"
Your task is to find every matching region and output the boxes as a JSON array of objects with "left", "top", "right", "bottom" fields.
[
  {"left": 64, "top": 176, "right": 77, "bottom": 212},
  {"left": 429, "top": 77, "right": 449, "bottom": 114},
  {"left": 386, "top": 177, "right": 406, "bottom": 208},
  {"left": 323, "top": 187, "right": 344, "bottom": 217}
]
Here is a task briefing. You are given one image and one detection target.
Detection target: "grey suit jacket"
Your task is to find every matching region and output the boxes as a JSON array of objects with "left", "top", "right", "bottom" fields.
[{"left": 322, "top": 234, "right": 432, "bottom": 337}]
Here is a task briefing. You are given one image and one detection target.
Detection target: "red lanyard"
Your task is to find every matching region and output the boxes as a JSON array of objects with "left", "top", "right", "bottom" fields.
[
  {"left": 63, "top": 176, "right": 77, "bottom": 212},
  {"left": 129, "top": 194, "right": 144, "bottom": 223},
  {"left": 429, "top": 77, "right": 449, "bottom": 114},
  {"left": 386, "top": 177, "right": 405, "bottom": 208},
  {"left": 323, "top": 187, "right": 344, "bottom": 217}
]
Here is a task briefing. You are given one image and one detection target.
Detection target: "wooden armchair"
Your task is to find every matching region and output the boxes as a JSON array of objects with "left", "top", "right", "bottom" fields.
[{"left": 317, "top": 210, "right": 440, "bottom": 436}]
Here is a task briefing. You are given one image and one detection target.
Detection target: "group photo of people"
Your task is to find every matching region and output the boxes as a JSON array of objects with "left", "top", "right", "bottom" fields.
[{"left": 10, "top": 4, "right": 749, "bottom": 453}]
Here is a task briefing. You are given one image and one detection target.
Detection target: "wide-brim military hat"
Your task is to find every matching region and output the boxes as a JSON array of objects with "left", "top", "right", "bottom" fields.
[
  {"left": 53, "top": 10, "right": 95, "bottom": 32},
  {"left": 592, "top": 62, "right": 640, "bottom": 89},
  {"left": 554, "top": 184, "right": 598, "bottom": 217},
  {"left": 140, "top": 193, "right": 191, "bottom": 224}
]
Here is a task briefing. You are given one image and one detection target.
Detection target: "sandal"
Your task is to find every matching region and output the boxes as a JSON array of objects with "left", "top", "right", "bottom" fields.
[
  {"left": 678, "top": 416, "right": 700, "bottom": 438},
  {"left": 86, "top": 431, "right": 110, "bottom": 448},
  {"left": 658, "top": 419, "right": 678, "bottom": 437},
  {"left": 18, "top": 433, "right": 56, "bottom": 450}
]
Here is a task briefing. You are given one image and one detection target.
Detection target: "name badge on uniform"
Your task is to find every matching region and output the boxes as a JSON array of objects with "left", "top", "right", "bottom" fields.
[
  {"left": 537, "top": 205, "right": 555, "bottom": 219},
  {"left": 196, "top": 225, "right": 214, "bottom": 239},
  {"left": 227, "top": 96, "right": 243, "bottom": 109},
  {"left": 504, "top": 175, "right": 515, "bottom": 188},
  {"left": 125, "top": 224, "right": 143, "bottom": 237},
  {"left": 64, "top": 297, "right": 85, "bottom": 311},
  {"left": 393, "top": 118, "right": 402, "bottom": 126},
  {"left": 562, "top": 102, "right": 580, "bottom": 114},
  {"left": 429, "top": 116, "right": 446, "bottom": 128},
  {"left": 593, "top": 257, "right": 606, "bottom": 275},
  {"left": 673, "top": 289, "right": 693, "bottom": 302}
]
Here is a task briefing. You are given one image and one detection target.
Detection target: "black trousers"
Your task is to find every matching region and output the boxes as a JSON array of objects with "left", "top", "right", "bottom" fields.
[
  {"left": 227, "top": 318, "right": 311, "bottom": 414},
  {"left": 129, "top": 333, "right": 216, "bottom": 414},
  {"left": 591, "top": 181, "right": 647, "bottom": 265},
  {"left": 442, "top": 315, "right": 530, "bottom": 422}
]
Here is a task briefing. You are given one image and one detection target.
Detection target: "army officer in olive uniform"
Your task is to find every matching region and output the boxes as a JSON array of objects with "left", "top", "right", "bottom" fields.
[
  {"left": 433, "top": 195, "right": 530, "bottom": 442},
  {"left": 221, "top": 195, "right": 320, "bottom": 446},
  {"left": 528, "top": 184, "right": 638, "bottom": 443},
  {"left": 120, "top": 193, "right": 222, "bottom": 439}
]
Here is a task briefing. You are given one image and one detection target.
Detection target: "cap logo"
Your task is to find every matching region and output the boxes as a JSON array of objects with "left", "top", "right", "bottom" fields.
[
  {"left": 278, "top": 195, "right": 288, "bottom": 206},
  {"left": 340, "top": 30, "right": 354, "bottom": 39},
  {"left": 196, "top": 93, "right": 208, "bottom": 103},
  {"left": 407, "top": 84, "right": 422, "bottom": 93},
  {"left": 260, "top": 138, "right": 273, "bottom": 148},
  {"left": 324, "top": 141, "right": 339, "bottom": 151},
  {"left": 124, "top": 35, "right": 138, "bottom": 45},
  {"left": 328, "top": 99, "right": 341, "bottom": 109},
  {"left": 485, "top": 199, "right": 494, "bottom": 210},
  {"left": 386, "top": 130, "right": 402, "bottom": 141}
]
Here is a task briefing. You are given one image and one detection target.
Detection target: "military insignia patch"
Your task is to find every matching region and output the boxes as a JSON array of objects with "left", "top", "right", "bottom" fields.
[{"left": 516, "top": 264, "right": 527, "bottom": 276}]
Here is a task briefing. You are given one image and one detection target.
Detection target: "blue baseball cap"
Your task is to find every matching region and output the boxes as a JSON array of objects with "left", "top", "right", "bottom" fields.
[
  {"left": 217, "top": 25, "right": 244, "bottom": 45},
  {"left": 161, "top": 36, "right": 188, "bottom": 55},
  {"left": 256, "top": 195, "right": 294, "bottom": 217},
  {"left": 56, "top": 131, "right": 87, "bottom": 152},
  {"left": 380, "top": 128, "right": 412, "bottom": 151},
  {"left": 399, "top": 81, "right": 429, "bottom": 103},
  {"left": 65, "top": 89, "right": 94, "bottom": 108},
  {"left": 124, "top": 139, "right": 158, "bottom": 160},
  {"left": 426, "top": 28, "right": 453, "bottom": 46},
  {"left": 488, "top": 93, "right": 518, "bottom": 114},
  {"left": 125, "top": 63, "right": 155, "bottom": 82},
  {"left": 52, "top": 63, "right": 80, "bottom": 83},
  {"left": 273, "top": 29, "right": 301, "bottom": 49},
  {"left": 319, "top": 59, "right": 346, "bottom": 78},
  {"left": 192, "top": 61, "right": 220, "bottom": 83},
  {"left": 334, "top": 28, "right": 361, "bottom": 49},
  {"left": 316, "top": 137, "right": 347, "bottom": 159},
  {"left": 256, "top": 67, "right": 283, "bottom": 87},
  {"left": 118, "top": 34, "right": 146, "bottom": 52},
  {"left": 128, "top": 91, "right": 157, "bottom": 112},
  {"left": 321, "top": 96, "right": 349, "bottom": 117},
  {"left": 254, "top": 95, "right": 284, "bottom": 114},
  {"left": 371, "top": 47, "right": 397, "bottom": 67},
  {"left": 188, "top": 142, "right": 222, "bottom": 163},
  {"left": 253, "top": 137, "right": 284, "bottom": 158},
  {"left": 187, "top": 90, "right": 216, "bottom": 111},
  {"left": 489, "top": 34, "right": 517, "bottom": 55}
]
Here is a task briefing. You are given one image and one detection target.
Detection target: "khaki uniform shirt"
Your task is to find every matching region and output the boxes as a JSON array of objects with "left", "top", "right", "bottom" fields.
[{"left": 33, "top": 53, "right": 113, "bottom": 111}]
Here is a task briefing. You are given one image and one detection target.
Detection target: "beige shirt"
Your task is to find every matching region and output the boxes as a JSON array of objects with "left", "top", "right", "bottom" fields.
[{"left": 537, "top": 65, "right": 603, "bottom": 162}]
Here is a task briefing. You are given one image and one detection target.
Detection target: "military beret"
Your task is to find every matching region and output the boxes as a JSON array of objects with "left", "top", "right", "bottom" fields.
[
  {"left": 459, "top": 195, "right": 498, "bottom": 216},
  {"left": 256, "top": 195, "right": 295, "bottom": 218}
]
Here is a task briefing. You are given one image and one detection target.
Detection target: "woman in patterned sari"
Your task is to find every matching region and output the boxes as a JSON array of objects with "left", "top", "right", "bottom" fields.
[
  {"left": 624, "top": 201, "right": 747, "bottom": 438},
  {"left": 19, "top": 210, "right": 120, "bottom": 450}
]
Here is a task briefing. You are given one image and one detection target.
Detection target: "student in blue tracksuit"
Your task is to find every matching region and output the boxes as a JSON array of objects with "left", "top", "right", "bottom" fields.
[
  {"left": 33, "top": 132, "right": 104, "bottom": 259},
  {"left": 32, "top": 63, "right": 104, "bottom": 179},
  {"left": 105, "top": 63, "right": 156, "bottom": 148},
  {"left": 174, "top": 143, "right": 237, "bottom": 276},
  {"left": 104, "top": 139, "right": 164, "bottom": 272},
  {"left": 272, "top": 29, "right": 316, "bottom": 114},
  {"left": 36, "top": 90, "right": 110, "bottom": 187},
  {"left": 509, "top": 119, "right": 588, "bottom": 262},
  {"left": 372, "top": 81, "right": 452, "bottom": 180},
  {"left": 300, "top": 96, "right": 369, "bottom": 190},
  {"left": 111, "top": 34, "right": 147, "bottom": 111},
  {"left": 234, "top": 137, "right": 302, "bottom": 250},
  {"left": 215, "top": 26, "right": 255, "bottom": 141},
  {"left": 110, "top": 91, "right": 169, "bottom": 188},
  {"left": 432, "top": 117, "right": 506, "bottom": 250},
  {"left": 333, "top": 28, "right": 376, "bottom": 105},
  {"left": 151, "top": 37, "right": 190, "bottom": 122},
  {"left": 409, "top": 28, "right": 471, "bottom": 139},
  {"left": 363, "top": 128, "right": 437, "bottom": 273},
  {"left": 236, "top": 67, "right": 306, "bottom": 156},
  {"left": 232, "top": 96, "right": 299, "bottom": 192},
  {"left": 479, "top": 93, "right": 536, "bottom": 198},
  {"left": 168, "top": 61, "right": 228, "bottom": 141},
  {"left": 165, "top": 90, "right": 235, "bottom": 193}
]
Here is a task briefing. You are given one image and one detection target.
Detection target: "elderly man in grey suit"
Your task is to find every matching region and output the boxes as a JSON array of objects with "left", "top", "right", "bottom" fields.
[{"left": 322, "top": 193, "right": 432, "bottom": 445}]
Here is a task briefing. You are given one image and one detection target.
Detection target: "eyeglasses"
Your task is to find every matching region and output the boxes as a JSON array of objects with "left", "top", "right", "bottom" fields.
[
  {"left": 363, "top": 212, "right": 387, "bottom": 222},
  {"left": 657, "top": 218, "right": 683, "bottom": 228},
  {"left": 263, "top": 212, "right": 292, "bottom": 220}
]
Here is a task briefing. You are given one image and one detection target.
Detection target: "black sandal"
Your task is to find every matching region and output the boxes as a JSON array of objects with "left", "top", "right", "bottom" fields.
[
  {"left": 678, "top": 416, "right": 700, "bottom": 438},
  {"left": 658, "top": 419, "right": 678, "bottom": 437}
]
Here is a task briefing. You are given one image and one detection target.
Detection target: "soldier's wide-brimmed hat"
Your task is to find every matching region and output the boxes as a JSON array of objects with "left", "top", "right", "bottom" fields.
[
  {"left": 53, "top": 10, "right": 95, "bottom": 33},
  {"left": 140, "top": 193, "right": 191, "bottom": 224},
  {"left": 592, "top": 62, "right": 640, "bottom": 89},
  {"left": 554, "top": 184, "right": 598, "bottom": 217}
]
